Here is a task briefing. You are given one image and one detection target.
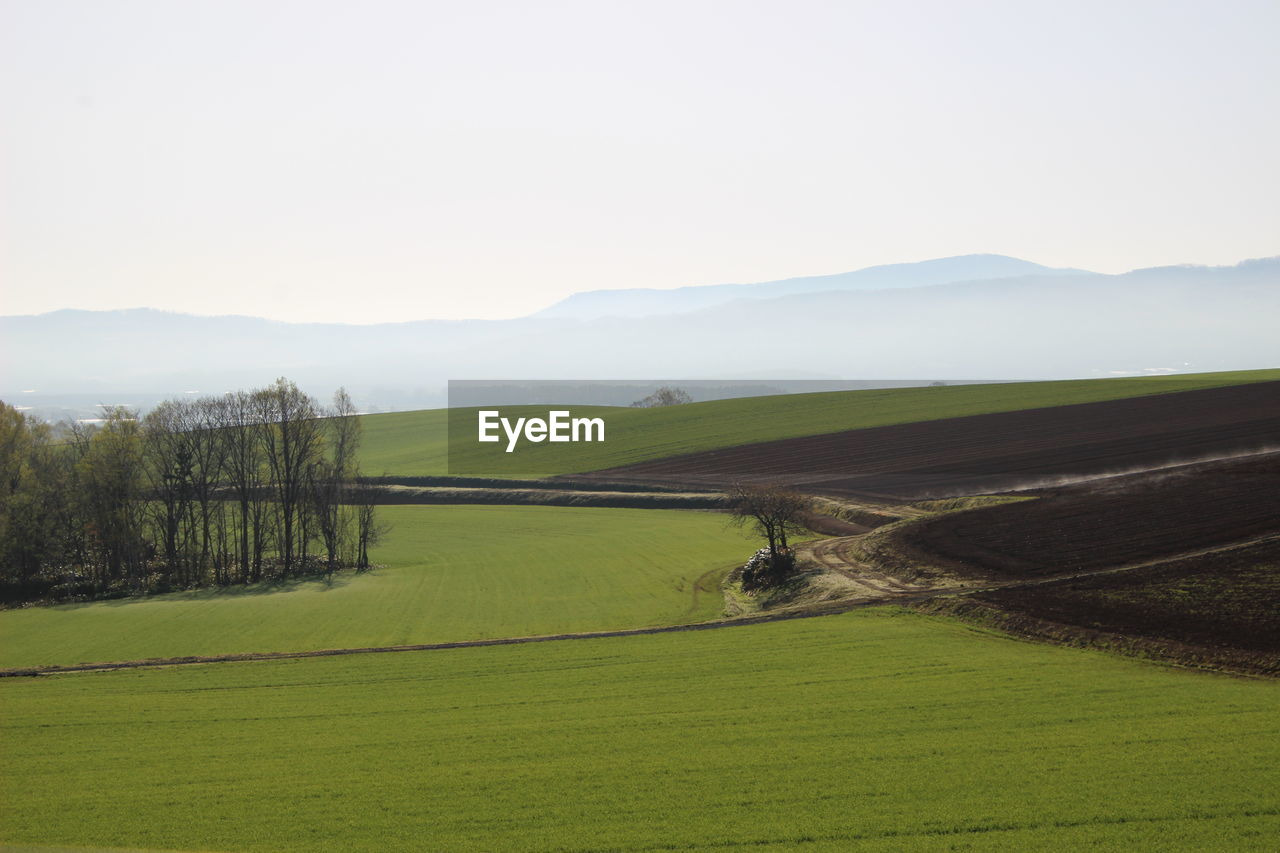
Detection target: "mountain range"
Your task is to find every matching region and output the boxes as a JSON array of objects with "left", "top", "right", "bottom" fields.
[
  {"left": 2, "top": 254, "right": 1277, "bottom": 418},
  {"left": 532, "top": 254, "right": 1083, "bottom": 320}
]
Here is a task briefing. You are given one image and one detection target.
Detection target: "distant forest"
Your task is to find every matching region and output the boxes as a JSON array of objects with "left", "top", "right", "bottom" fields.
[{"left": 0, "top": 378, "right": 382, "bottom": 603}]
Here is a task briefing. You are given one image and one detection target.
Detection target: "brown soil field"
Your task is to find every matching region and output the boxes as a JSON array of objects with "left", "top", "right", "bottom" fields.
[
  {"left": 581, "top": 380, "right": 1280, "bottom": 500},
  {"left": 971, "top": 539, "right": 1280, "bottom": 655},
  {"left": 896, "top": 451, "right": 1280, "bottom": 578}
]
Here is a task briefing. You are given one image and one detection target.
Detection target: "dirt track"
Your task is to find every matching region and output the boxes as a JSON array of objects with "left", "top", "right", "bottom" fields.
[
  {"left": 0, "top": 600, "right": 917, "bottom": 678},
  {"left": 8, "top": 383, "right": 1277, "bottom": 679},
  {"left": 804, "top": 537, "right": 936, "bottom": 596},
  {"left": 578, "top": 381, "right": 1280, "bottom": 499}
]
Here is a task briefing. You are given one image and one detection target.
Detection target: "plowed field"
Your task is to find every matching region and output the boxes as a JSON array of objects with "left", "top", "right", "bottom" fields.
[
  {"left": 581, "top": 380, "right": 1280, "bottom": 499},
  {"left": 898, "top": 452, "right": 1280, "bottom": 578},
  {"left": 972, "top": 538, "right": 1280, "bottom": 654}
]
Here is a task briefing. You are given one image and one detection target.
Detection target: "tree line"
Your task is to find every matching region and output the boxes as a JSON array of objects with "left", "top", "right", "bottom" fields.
[{"left": 0, "top": 378, "right": 383, "bottom": 602}]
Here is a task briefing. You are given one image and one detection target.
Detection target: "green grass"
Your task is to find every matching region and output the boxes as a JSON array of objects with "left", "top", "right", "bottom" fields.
[
  {"left": 359, "top": 407, "right": 450, "bottom": 476},
  {"left": 357, "top": 368, "right": 1280, "bottom": 477},
  {"left": 0, "top": 505, "right": 751, "bottom": 669},
  {"left": 2, "top": 609, "right": 1277, "bottom": 851}
]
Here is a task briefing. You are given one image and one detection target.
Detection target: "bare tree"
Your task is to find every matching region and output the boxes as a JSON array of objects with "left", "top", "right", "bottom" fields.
[
  {"left": 255, "top": 379, "right": 323, "bottom": 575},
  {"left": 630, "top": 386, "right": 693, "bottom": 407},
  {"left": 142, "top": 401, "right": 195, "bottom": 583},
  {"left": 221, "top": 391, "right": 268, "bottom": 582},
  {"left": 312, "top": 388, "right": 361, "bottom": 576},
  {"left": 351, "top": 479, "right": 387, "bottom": 571},
  {"left": 726, "top": 483, "right": 811, "bottom": 579}
]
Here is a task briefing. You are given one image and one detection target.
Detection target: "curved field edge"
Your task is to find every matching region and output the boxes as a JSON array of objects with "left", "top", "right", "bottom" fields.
[
  {"left": 912, "top": 595, "right": 1280, "bottom": 678},
  {"left": 2, "top": 609, "right": 1277, "bottom": 852},
  {"left": 357, "top": 368, "right": 1280, "bottom": 477},
  {"left": 904, "top": 537, "right": 1280, "bottom": 677},
  {"left": 0, "top": 505, "right": 753, "bottom": 669}
]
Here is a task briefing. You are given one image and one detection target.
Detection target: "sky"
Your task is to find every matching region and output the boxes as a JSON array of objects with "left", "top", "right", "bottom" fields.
[{"left": 2, "top": 0, "right": 1277, "bottom": 324}]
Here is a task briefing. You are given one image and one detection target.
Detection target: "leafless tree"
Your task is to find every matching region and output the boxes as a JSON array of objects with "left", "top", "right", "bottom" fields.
[
  {"left": 630, "top": 386, "right": 693, "bottom": 407},
  {"left": 255, "top": 378, "right": 323, "bottom": 574},
  {"left": 726, "top": 483, "right": 811, "bottom": 577},
  {"left": 351, "top": 480, "right": 388, "bottom": 571},
  {"left": 312, "top": 388, "right": 361, "bottom": 576},
  {"left": 221, "top": 390, "right": 269, "bottom": 582}
]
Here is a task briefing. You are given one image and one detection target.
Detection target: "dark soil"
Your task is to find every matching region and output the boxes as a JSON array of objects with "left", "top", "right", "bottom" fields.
[
  {"left": 580, "top": 381, "right": 1280, "bottom": 500},
  {"left": 970, "top": 540, "right": 1280, "bottom": 655},
  {"left": 896, "top": 452, "right": 1280, "bottom": 578}
]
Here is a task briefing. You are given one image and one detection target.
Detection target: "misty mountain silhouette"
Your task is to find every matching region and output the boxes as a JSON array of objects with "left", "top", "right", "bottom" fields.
[
  {"left": 532, "top": 254, "right": 1084, "bottom": 320},
  {"left": 2, "top": 256, "right": 1276, "bottom": 415}
]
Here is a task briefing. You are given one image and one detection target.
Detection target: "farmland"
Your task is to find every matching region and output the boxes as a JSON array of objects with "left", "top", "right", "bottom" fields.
[
  {"left": 0, "top": 505, "right": 750, "bottom": 670},
  {"left": 898, "top": 452, "right": 1280, "bottom": 578},
  {"left": 358, "top": 369, "right": 1280, "bottom": 478},
  {"left": 583, "top": 380, "right": 1280, "bottom": 499},
  {"left": 923, "top": 538, "right": 1280, "bottom": 675},
  {"left": 3, "top": 609, "right": 1278, "bottom": 852},
  {"left": 884, "top": 452, "right": 1280, "bottom": 674},
  {"left": 3, "top": 368, "right": 1280, "bottom": 851}
]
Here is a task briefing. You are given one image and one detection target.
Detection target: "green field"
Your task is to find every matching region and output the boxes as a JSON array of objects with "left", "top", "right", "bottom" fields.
[
  {"left": 0, "top": 505, "right": 750, "bottom": 670},
  {"left": 359, "top": 369, "right": 1280, "bottom": 477},
  {"left": 3, "top": 609, "right": 1277, "bottom": 852},
  {"left": 5, "top": 366, "right": 1279, "bottom": 851}
]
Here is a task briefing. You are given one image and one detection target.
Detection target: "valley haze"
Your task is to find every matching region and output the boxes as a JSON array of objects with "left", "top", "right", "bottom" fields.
[{"left": 2, "top": 253, "right": 1277, "bottom": 418}]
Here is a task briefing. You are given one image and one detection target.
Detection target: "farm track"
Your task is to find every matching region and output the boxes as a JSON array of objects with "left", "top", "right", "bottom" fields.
[
  {"left": 10, "top": 526, "right": 1273, "bottom": 678},
  {"left": 0, "top": 602, "right": 908, "bottom": 677},
  {"left": 578, "top": 380, "right": 1280, "bottom": 499},
  {"left": 804, "top": 536, "right": 934, "bottom": 595},
  {"left": 10, "top": 385, "right": 1278, "bottom": 679}
]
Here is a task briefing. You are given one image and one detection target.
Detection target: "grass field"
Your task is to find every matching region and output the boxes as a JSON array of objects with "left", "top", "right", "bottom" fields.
[
  {"left": 358, "top": 369, "right": 1280, "bottom": 477},
  {"left": 0, "top": 505, "right": 751, "bottom": 670},
  {"left": 5, "top": 367, "right": 1279, "bottom": 852},
  {"left": 2, "top": 609, "right": 1277, "bottom": 852}
]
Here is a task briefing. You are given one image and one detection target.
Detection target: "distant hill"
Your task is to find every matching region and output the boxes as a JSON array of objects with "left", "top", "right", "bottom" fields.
[
  {"left": 532, "top": 254, "right": 1084, "bottom": 320},
  {"left": 1, "top": 256, "right": 1276, "bottom": 416}
]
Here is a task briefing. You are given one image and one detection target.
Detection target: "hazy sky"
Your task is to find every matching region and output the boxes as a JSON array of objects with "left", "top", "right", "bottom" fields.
[{"left": 3, "top": 0, "right": 1277, "bottom": 323}]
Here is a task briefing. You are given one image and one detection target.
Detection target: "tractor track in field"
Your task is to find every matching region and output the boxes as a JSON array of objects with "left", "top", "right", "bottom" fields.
[
  {"left": 7, "top": 531, "right": 1275, "bottom": 679},
  {"left": 0, "top": 601, "right": 904, "bottom": 678}
]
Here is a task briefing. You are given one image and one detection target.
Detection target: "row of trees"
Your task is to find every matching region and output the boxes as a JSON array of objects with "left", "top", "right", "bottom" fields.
[{"left": 0, "top": 379, "right": 383, "bottom": 602}]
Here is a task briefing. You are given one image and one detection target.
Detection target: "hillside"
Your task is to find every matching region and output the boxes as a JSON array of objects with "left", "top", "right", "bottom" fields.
[
  {"left": 360, "top": 368, "right": 1280, "bottom": 478},
  {"left": 579, "top": 379, "right": 1280, "bottom": 497},
  {"left": 899, "top": 452, "right": 1280, "bottom": 578},
  {"left": 4, "top": 610, "right": 1278, "bottom": 851},
  {"left": 894, "top": 452, "right": 1280, "bottom": 673}
]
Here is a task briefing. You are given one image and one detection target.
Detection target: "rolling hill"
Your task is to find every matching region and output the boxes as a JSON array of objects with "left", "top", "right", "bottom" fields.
[
  {"left": 359, "top": 368, "right": 1280, "bottom": 478},
  {"left": 578, "top": 379, "right": 1280, "bottom": 498}
]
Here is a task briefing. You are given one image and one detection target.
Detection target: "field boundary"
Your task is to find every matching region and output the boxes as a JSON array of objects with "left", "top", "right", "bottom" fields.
[
  {"left": 11, "top": 534, "right": 1278, "bottom": 678},
  {"left": 8, "top": 519, "right": 1277, "bottom": 680},
  {"left": 913, "top": 596, "right": 1279, "bottom": 678},
  {"left": 0, "top": 598, "right": 916, "bottom": 677}
]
